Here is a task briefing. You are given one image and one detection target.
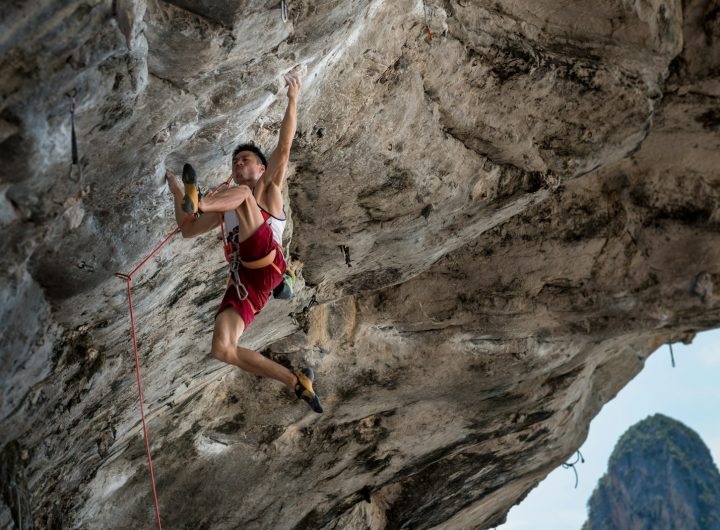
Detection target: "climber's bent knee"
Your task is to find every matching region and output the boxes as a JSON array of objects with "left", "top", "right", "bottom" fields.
[
  {"left": 210, "top": 308, "right": 245, "bottom": 360},
  {"left": 209, "top": 346, "right": 228, "bottom": 362}
]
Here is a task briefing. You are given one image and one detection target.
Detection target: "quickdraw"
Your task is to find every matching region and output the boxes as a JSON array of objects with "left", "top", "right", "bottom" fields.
[
  {"left": 68, "top": 90, "right": 79, "bottom": 164},
  {"left": 66, "top": 89, "right": 84, "bottom": 184}
]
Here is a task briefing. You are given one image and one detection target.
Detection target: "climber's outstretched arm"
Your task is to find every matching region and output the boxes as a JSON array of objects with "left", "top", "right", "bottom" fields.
[
  {"left": 261, "top": 69, "right": 301, "bottom": 192},
  {"left": 198, "top": 185, "right": 253, "bottom": 213}
]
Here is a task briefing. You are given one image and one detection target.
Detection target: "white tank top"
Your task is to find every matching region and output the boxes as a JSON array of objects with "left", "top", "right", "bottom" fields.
[{"left": 223, "top": 205, "right": 286, "bottom": 247}]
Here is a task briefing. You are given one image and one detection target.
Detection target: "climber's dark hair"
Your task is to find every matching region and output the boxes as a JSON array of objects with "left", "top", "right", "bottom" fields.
[{"left": 232, "top": 143, "right": 268, "bottom": 168}]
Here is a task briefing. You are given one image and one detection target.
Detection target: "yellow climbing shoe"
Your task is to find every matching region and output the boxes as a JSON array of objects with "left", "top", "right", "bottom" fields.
[
  {"left": 182, "top": 163, "right": 200, "bottom": 214},
  {"left": 294, "top": 367, "right": 323, "bottom": 413}
]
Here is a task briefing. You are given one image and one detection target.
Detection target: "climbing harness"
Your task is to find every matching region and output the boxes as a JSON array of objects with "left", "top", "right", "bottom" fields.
[
  {"left": 221, "top": 215, "right": 284, "bottom": 312},
  {"left": 114, "top": 176, "right": 232, "bottom": 530},
  {"left": 561, "top": 450, "right": 585, "bottom": 489},
  {"left": 217, "top": 190, "right": 254, "bottom": 310},
  {"left": 280, "top": 0, "right": 288, "bottom": 23},
  {"left": 227, "top": 249, "right": 253, "bottom": 312}
]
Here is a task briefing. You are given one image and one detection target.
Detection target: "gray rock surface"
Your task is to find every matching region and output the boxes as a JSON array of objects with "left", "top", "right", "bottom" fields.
[{"left": 1, "top": 0, "right": 719, "bottom": 528}]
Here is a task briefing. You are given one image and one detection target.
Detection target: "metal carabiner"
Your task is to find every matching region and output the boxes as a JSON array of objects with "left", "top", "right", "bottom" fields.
[
  {"left": 231, "top": 260, "right": 249, "bottom": 301},
  {"left": 233, "top": 277, "right": 249, "bottom": 301}
]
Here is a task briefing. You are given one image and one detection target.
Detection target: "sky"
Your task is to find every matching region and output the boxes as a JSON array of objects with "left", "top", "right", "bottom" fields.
[{"left": 499, "top": 329, "right": 720, "bottom": 530}]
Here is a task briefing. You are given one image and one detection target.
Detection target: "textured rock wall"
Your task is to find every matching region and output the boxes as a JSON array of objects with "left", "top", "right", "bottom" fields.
[{"left": 1, "top": 1, "right": 719, "bottom": 529}]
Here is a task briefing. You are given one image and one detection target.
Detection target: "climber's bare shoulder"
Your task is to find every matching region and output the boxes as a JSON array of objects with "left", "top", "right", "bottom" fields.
[{"left": 254, "top": 153, "right": 287, "bottom": 218}]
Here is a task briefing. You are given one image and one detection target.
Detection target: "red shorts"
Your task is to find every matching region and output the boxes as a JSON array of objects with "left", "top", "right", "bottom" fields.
[{"left": 216, "top": 222, "right": 286, "bottom": 328}]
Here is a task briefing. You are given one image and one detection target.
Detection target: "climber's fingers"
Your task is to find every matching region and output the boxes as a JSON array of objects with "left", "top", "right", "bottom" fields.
[
  {"left": 284, "top": 70, "right": 302, "bottom": 98},
  {"left": 165, "top": 169, "right": 179, "bottom": 183},
  {"left": 284, "top": 73, "right": 301, "bottom": 89},
  {"left": 284, "top": 64, "right": 304, "bottom": 84},
  {"left": 165, "top": 169, "right": 183, "bottom": 196}
]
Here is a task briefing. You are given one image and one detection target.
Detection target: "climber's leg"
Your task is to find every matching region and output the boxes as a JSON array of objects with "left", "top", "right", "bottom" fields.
[
  {"left": 210, "top": 233, "right": 322, "bottom": 412},
  {"left": 210, "top": 307, "right": 296, "bottom": 389},
  {"left": 210, "top": 304, "right": 323, "bottom": 412}
]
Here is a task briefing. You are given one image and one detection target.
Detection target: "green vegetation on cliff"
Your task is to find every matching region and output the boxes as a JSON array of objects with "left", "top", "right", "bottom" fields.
[{"left": 583, "top": 414, "right": 720, "bottom": 530}]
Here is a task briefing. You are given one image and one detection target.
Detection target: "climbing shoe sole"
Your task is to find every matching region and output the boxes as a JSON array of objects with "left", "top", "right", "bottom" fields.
[
  {"left": 182, "top": 163, "right": 199, "bottom": 214},
  {"left": 294, "top": 367, "right": 323, "bottom": 413}
]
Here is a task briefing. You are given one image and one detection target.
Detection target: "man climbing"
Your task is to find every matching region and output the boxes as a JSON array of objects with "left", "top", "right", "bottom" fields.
[{"left": 165, "top": 66, "right": 322, "bottom": 413}]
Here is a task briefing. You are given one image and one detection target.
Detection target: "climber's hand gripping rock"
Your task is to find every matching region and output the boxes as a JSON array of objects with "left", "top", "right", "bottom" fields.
[{"left": 284, "top": 65, "right": 303, "bottom": 100}]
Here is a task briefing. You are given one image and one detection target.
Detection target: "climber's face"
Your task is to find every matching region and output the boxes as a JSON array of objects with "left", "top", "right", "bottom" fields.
[{"left": 232, "top": 151, "right": 266, "bottom": 186}]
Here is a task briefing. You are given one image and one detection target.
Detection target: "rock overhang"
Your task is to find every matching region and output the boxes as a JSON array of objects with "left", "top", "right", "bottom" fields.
[{"left": 1, "top": 1, "right": 719, "bottom": 529}]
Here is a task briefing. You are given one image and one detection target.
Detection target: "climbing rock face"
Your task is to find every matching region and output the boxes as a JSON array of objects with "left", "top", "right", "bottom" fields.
[
  {"left": 583, "top": 414, "right": 720, "bottom": 530},
  {"left": 1, "top": 1, "right": 719, "bottom": 529}
]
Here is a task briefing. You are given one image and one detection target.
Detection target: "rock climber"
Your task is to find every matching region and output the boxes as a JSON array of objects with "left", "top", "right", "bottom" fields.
[{"left": 165, "top": 66, "right": 322, "bottom": 413}]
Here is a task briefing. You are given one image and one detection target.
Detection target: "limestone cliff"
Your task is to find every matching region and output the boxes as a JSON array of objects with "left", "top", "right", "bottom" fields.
[
  {"left": 1, "top": 1, "right": 719, "bottom": 529},
  {"left": 583, "top": 414, "right": 720, "bottom": 530}
]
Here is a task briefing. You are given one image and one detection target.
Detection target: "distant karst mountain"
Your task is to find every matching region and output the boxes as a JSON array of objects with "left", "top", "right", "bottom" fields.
[{"left": 583, "top": 414, "right": 720, "bottom": 530}]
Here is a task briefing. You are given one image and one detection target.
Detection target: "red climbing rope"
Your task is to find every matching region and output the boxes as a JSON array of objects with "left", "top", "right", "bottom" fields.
[
  {"left": 121, "top": 275, "right": 163, "bottom": 529},
  {"left": 114, "top": 220, "right": 188, "bottom": 530},
  {"left": 114, "top": 177, "right": 232, "bottom": 530}
]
